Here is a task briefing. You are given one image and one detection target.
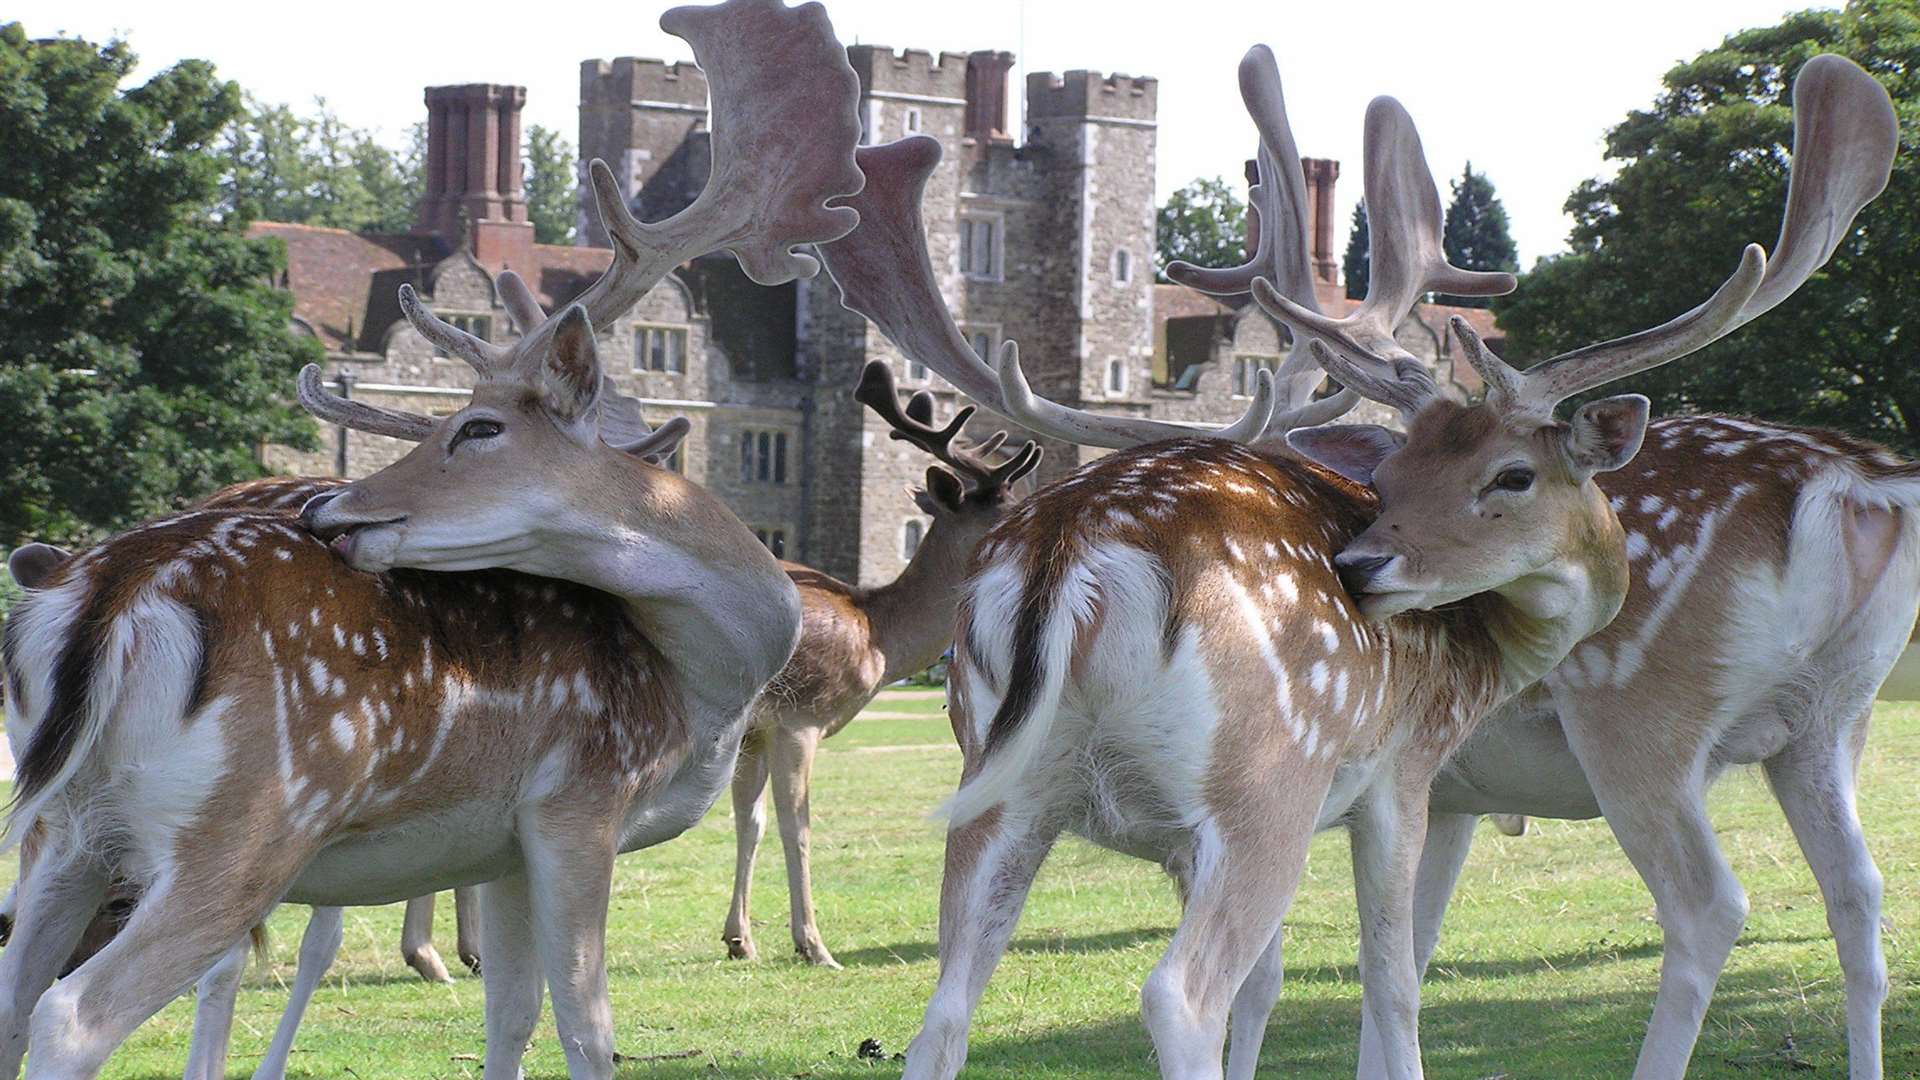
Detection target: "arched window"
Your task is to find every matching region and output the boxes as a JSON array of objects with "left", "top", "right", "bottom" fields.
[
  {"left": 1113, "top": 248, "right": 1132, "bottom": 284},
  {"left": 1106, "top": 358, "right": 1127, "bottom": 396},
  {"left": 902, "top": 519, "right": 925, "bottom": 560}
]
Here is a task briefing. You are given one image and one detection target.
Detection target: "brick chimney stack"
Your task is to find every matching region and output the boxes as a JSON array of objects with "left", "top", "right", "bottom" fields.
[
  {"left": 1302, "top": 157, "right": 1340, "bottom": 284},
  {"left": 416, "top": 84, "right": 534, "bottom": 269},
  {"left": 964, "top": 51, "right": 1015, "bottom": 141}
]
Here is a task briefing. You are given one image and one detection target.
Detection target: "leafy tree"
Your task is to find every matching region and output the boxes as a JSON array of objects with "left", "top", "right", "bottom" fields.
[
  {"left": 0, "top": 24, "right": 319, "bottom": 546},
  {"left": 1155, "top": 177, "right": 1247, "bottom": 281},
  {"left": 1497, "top": 1, "right": 1920, "bottom": 451},
  {"left": 1343, "top": 202, "right": 1370, "bottom": 300},
  {"left": 220, "top": 95, "right": 422, "bottom": 233},
  {"left": 1440, "top": 162, "right": 1518, "bottom": 307},
  {"left": 525, "top": 125, "right": 577, "bottom": 244}
]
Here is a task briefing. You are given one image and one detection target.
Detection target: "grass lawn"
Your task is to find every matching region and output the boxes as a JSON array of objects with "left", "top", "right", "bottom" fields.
[{"left": 22, "top": 693, "right": 1919, "bottom": 1078}]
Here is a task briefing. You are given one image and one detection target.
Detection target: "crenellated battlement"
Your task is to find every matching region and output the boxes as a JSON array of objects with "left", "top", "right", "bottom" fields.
[
  {"left": 1025, "top": 70, "right": 1159, "bottom": 122},
  {"left": 580, "top": 56, "right": 709, "bottom": 110},
  {"left": 845, "top": 44, "right": 971, "bottom": 99}
]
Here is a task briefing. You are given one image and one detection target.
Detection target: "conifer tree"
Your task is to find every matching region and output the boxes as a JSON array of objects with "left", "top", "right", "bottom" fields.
[{"left": 1440, "top": 162, "right": 1518, "bottom": 307}]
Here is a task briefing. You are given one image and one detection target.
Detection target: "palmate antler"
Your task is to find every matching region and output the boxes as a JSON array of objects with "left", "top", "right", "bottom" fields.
[
  {"left": 1165, "top": 45, "right": 1359, "bottom": 422},
  {"left": 817, "top": 137, "right": 1361, "bottom": 451},
  {"left": 1255, "top": 54, "right": 1895, "bottom": 424},
  {"left": 1183, "top": 49, "right": 1515, "bottom": 421},
  {"left": 297, "top": 0, "right": 865, "bottom": 457},
  {"left": 854, "top": 360, "right": 1041, "bottom": 495}
]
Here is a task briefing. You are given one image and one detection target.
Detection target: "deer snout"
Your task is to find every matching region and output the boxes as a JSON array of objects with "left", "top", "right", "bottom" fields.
[{"left": 1335, "top": 552, "right": 1397, "bottom": 596}]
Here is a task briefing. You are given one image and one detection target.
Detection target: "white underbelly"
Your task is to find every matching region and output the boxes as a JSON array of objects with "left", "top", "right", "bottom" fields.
[{"left": 286, "top": 800, "right": 521, "bottom": 906}]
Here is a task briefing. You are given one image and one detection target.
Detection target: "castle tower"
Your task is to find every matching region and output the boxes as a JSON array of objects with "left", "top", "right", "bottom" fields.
[
  {"left": 415, "top": 84, "right": 533, "bottom": 269},
  {"left": 577, "top": 57, "right": 711, "bottom": 244},
  {"left": 1023, "top": 69, "right": 1159, "bottom": 458}
]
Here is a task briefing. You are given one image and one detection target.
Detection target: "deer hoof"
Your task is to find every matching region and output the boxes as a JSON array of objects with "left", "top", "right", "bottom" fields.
[
  {"left": 725, "top": 935, "right": 757, "bottom": 961},
  {"left": 404, "top": 945, "right": 454, "bottom": 984},
  {"left": 798, "top": 942, "right": 841, "bottom": 969}
]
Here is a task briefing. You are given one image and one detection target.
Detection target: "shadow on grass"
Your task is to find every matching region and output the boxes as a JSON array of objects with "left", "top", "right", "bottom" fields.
[
  {"left": 493, "top": 963, "right": 1904, "bottom": 1079},
  {"left": 834, "top": 927, "right": 1172, "bottom": 968},
  {"left": 833, "top": 927, "right": 1830, "bottom": 987}
]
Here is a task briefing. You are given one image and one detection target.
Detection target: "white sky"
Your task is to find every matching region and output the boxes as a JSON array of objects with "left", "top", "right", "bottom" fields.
[{"left": 20, "top": 0, "right": 1826, "bottom": 268}]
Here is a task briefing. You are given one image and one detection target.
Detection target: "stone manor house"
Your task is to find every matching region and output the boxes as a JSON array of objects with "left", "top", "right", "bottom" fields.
[{"left": 258, "top": 48, "right": 1499, "bottom": 586}]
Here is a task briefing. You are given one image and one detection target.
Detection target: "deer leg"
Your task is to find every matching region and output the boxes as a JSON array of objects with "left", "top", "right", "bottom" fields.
[
  {"left": 181, "top": 934, "right": 251, "bottom": 1080},
  {"left": 1346, "top": 777, "right": 1438, "bottom": 1080},
  {"left": 1764, "top": 710, "right": 1886, "bottom": 1080},
  {"left": 452, "top": 887, "right": 482, "bottom": 975},
  {"left": 1223, "top": 924, "right": 1284, "bottom": 1080},
  {"left": 723, "top": 733, "right": 771, "bottom": 962},
  {"left": 1356, "top": 810, "right": 1480, "bottom": 1078},
  {"left": 478, "top": 873, "right": 543, "bottom": 1080},
  {"left": 251, "top": 906, "right": 343, "bottom": 1080},
  {"left": 770, "top": 723, "right": 836, "bottom": 967},
  {"left": 1142, "top": 809, "right": 1313, "bottom": 1080},
  {"left": 22, "top": 867, "right": 280, "bottom": 1080},
  {"left": 1569, "top": 723, "right": 1741, "bottom": 1080},
  {"left": 0, "top": 843, "right": 108, "bottom": 1078},
  {"left": 519, "top": 807, "right": 619, "bottom": 1080},
  {"left": 400, "top": 893, "right": 452, "bottom": 984},
  {"left": 901, "top": 809, "right": 1061, "bottom": 1080}
]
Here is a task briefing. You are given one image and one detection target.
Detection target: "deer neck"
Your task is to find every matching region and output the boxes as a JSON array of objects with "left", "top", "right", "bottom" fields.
[
  {"left": 862, "top": 514, "right": 988, "bottom": 686},
  {"left": 1475, "top": 490, "right": 1630, "bottom": 703},
  {"left": 525, "top": 468, "right": 804, "bottom": 724}
]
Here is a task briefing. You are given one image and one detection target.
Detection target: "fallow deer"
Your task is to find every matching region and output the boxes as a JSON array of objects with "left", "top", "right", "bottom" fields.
[
  {"left": 1166, "top": 47, "right": 1910, "bottom": 1080},
  {"left": 723, "top": 361, "right": 1042, "bottom": 968},
  {"left": 0, "top": 3, "right": 864, "bottom": 1077},
  {"left": 818, "top": 45, "right": 1889, "bottom": 1079}
]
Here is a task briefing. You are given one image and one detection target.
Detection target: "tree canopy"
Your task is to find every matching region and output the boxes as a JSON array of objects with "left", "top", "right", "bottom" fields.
[
  {"left": 220, "top": 96, "right": 424, "bottom": 233},
  {"left": 1440, "top": 163, "right": 1517, "bottom": 307},
  {"left": 1495, "top": 0, "right": 1920, "bottom": 451},
  {"left": 0, "top": 25, "right": 319, "bottom": 546},
  {"left": 1156, "top": 177, "right": 1248, "bottom": 281},
  {"left": 525, "top": 125, "right": 577, "bottom": 245}
]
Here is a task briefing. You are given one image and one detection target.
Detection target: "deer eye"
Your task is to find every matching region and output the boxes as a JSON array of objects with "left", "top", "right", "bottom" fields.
[
  {"left": 452, "top": 418, "right": 503, "bottom": 449},
  {"left": 1491, "top": 466, "right": 1535, "bottom": 493}
]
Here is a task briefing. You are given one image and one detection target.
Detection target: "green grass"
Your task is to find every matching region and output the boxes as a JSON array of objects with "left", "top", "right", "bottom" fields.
[{"left": 26, "top": 695, "right": 1920, "bottom": 1078}]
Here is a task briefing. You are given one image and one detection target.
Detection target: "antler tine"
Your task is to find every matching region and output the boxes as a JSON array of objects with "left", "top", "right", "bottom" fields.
[
  {"left": 855, "top": 359, "right": 976, "bottom": 472},
  {"left": 852, "top": 359, "right": 1039, "bottom": 490},
  {"left": 1265, "top": 386, "right": 1360, "bottom": 436},
  {"left": 496, "top": 270, "right": 546, "bottom": 334},
  {"left": 398, "top": 284, "right": 510, "bottom": 378},
  {"left": 296, "top": 364, "right": 436, "bottom": 442},
  {"left": 819, "top": 137, "right": 1280, "bottom": 450},
  {"left": 1508, "top": 53, "right": 1897, "bottom": 413},
  {"left": 563, "top": 0, "right": 866, "bottom": 340},
  {"left": 1166, "top": 46, "right": 1318, "bottom": 313},
  {"left": 1250, "top": 96, "right": 1515, "bottom": 421}
]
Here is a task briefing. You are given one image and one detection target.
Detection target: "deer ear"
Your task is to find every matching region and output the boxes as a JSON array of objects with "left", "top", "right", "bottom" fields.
[
  {"left": 1565, "top": 394, "right": 1649, "bottom": 475},
  {"left": 923, "top": 466, "right": 966, "bottom": 511},
  {"left": 7, "top": 543, "right": 73, "bottom": 589},
  {"left": 540, "top": 306, "right": 603, "bottom": 425},
  {"left": 1285, "top": 424, "right": 1406, "bottom": 484}
]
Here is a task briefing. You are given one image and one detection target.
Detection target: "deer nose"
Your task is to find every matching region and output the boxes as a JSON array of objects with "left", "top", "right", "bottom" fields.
[
  {"left": 298, "top": 490, "right": 344, "bottom": 537},
  {"left": 1335, "top": 552, "right": 1396, "bottom": 595}
]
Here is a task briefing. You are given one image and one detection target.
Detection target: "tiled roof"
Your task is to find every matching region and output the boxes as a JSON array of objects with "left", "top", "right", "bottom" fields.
[{"left": 249, "top": 221, "right": 624, "bottom": 354}]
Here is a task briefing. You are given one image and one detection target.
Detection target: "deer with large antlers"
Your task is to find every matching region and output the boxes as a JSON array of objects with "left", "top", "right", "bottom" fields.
[
  {"left": 724, "top": 361, "right": 1041, "bottom": 969},
  {"left": 0, "top": 2, "right": 863, "bottom": 1076},
  {"left": 809, "top": 44, "right": 1893, "bottom": 1079},
  {"left": 1166, "top": 48, "right": 1910, "bottom": 1080}
]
